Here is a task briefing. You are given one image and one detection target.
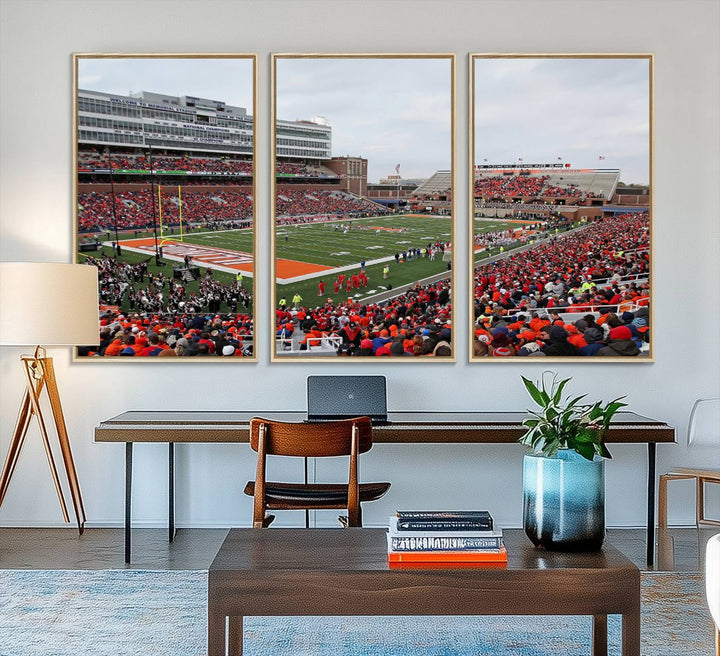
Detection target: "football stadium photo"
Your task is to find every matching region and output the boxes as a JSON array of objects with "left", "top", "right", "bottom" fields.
[
  {"left": 469, "top": 55, "right": 651, "bottom": 360},
  {"left": 272, "top": 55, "right": 454, "bottom": 359},
  {"left": 75, "top": 55, "right": 256, "bottom": 358}
]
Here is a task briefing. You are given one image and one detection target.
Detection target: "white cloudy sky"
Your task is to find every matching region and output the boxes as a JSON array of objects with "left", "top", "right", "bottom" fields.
[
  {"left": 276, "top": 57, "right": 452, "bottom": 183},
  {"left": 474, "top": 57, "right": 650, "bottom": 185},
  {"left": 77, "top": 57, "right": 254, "bottom": 111}
]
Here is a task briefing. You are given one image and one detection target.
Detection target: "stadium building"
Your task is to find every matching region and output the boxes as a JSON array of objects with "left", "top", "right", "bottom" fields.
[
  {"left": 77, "top": 89, "right": 254, "bottom": 156},
  {"left": 76, "top": 88, "right": 388, "bottom": 234},
  {"left": 77, "top": 89, "right": 339, "bottom": 175}
]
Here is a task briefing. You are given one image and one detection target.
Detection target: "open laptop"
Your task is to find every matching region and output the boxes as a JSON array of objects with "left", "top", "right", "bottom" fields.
[{"left": 306, "top": 375, "right": 388, "bottom": 425}]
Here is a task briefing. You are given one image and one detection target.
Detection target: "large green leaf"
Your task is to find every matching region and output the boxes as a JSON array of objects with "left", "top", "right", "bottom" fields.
[
  {"left": 552, "top": 377, "right": 571, "bottom": 404},
  {"left": 521, "top": 376, "right": 548, "bottom": 407}
]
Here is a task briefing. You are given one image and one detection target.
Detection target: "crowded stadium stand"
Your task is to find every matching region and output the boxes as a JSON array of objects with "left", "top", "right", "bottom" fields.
[
  {"left": 473, "top": 167, "right": 620, "bottom": 203},
  {"left": 471, "top": 211, "right": 650, "bottom": 357},
  {"left": 275, "top": 277, "right": 453, "bottom": 358},
  {"left": 275, "top": 189, "right": 388, "bottom": 219},
  {"left": 78, "top": 188, "right": 253, "bottom": 231}
]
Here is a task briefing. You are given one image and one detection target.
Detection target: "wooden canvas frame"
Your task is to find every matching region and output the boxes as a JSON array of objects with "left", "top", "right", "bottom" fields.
[
  {"left": 271, "top": 54, "right": 456, "bottom": 362},
  {"left": 72, "top": 53, "right": 258, "bottom": 361},
  {"left": 469, "top": 54, "right": 653, "bottom": 362}
]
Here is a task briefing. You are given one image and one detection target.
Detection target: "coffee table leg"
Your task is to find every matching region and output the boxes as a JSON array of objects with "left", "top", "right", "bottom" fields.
[
  {"left": 592, "top": 615, "right": 607, "bottom": 656},
  {"left": 228, "top": 616, "right": 243, "bottom": 655},
  {"left": 208, "top": 612, "right": 226, "bottom": 656},
  {"left": 622, "top": 607, "right": 641, "bottom": 656}
]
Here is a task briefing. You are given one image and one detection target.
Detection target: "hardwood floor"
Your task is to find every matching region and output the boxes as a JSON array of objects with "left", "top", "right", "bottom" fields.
[{"left": 0, "top": 526, "right": 716, "bottom": 571}]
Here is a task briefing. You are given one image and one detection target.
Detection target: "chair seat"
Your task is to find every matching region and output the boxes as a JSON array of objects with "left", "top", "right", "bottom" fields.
[{"left": 244, "top": 481, "right": 390, "bottom": 509}]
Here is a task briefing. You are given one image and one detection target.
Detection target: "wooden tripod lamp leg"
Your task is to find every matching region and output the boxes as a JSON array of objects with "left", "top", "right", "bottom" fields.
[
  {"left": 1, "top": 361, "right": 70, "bottom": 523},
  {"left": 0, "top": 391, "right": 34, "bottom": 506},
  {"left": 0, "top": 354, "right": 85, "bottom": 534},
  {"left": 42, "top": 357, "right": 86, "bottom": 533},
  {"left": 20, "top": 356, "right": 72, "bottom": 525}
]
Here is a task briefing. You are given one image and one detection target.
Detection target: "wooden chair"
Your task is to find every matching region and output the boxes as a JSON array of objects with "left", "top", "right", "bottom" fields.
[
  {"left": 658, "top": 398, "right": 720, "bottom": 528},
  {"left": 243, "top": 416, "right": 390, "bottom": 528}
]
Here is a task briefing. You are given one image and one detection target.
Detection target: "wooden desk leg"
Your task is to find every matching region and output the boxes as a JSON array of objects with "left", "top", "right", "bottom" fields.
[
  {"left": 228, "top": 616, "right": 243, "bottom": 655},
  {"left": 622, "top": 605, "right": 641, "bottom": 656},
  {"left": 592, "top": 615, "right": 608, "bottom": 656},
  {"left": 207, "top": 611, "right": 226, "bottom": 656}
]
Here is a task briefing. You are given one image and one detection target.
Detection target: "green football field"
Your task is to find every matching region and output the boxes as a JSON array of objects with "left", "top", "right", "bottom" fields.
[
  {"left": 182, "top": 214, "right": 462, "bottom": 304},
  {"left": 94, "top": 215, "right": 528, "bottom": 308},
  {"left": 177, "top": 214, "right": 526, "bottom": 270}
]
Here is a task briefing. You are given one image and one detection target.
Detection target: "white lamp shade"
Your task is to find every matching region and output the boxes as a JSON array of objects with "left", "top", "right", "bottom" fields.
[{"left": 0, "top": 262, "right": 100, "bottom": 346}]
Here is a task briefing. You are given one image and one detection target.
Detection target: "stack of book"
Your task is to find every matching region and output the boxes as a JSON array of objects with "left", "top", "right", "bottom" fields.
[{"left": 387, "top": 510, "right": 507, "bottom": 567}]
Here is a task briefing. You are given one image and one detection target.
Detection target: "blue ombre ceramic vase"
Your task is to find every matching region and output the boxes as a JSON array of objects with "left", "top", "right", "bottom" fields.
[{"left": 523, "top": 448, "right": 606, "bottom": 551}]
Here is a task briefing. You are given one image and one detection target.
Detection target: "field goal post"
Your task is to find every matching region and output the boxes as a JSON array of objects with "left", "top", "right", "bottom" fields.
[{"left": 158, "top": 184, "right": 185, "bottom": 242}]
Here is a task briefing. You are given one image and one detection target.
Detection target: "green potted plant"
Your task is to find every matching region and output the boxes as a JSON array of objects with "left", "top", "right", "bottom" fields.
[{"left": 519, "top": 372, "right": 626, "bottom": 551}]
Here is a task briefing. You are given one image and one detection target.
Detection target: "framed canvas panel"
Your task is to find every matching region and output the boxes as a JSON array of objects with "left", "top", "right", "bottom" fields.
[
  {"left": 271, "top": 54, "right": 455, "bottom": 362},
  {"left": 73, "top": 54, "right": 257, "bottom": 360},
  {"left": 469, "top": 54, "right": 653, "bottom": 362}
]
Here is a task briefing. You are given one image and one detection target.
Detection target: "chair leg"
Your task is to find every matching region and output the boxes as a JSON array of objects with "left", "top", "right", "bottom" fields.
[
  {"left": 658, "top": 475, "right": 669, "bottom": 528},
  {"left": 697, "top": 477, "right": 704, "bottom": 527},
  {"left": 347, "top": 505, "right": 362, "bottom": 527}
]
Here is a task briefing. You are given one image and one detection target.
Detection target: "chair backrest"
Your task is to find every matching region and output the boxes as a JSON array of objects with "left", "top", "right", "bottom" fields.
[
  {"left": 688, "top": 398, "right": 720, "bottom": 447},
  {"left": 249, "top": 417, "right": 373, "bottom": 457}
]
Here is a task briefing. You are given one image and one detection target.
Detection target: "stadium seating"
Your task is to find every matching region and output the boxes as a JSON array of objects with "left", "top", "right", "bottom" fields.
[
  {"left": 275, "top": 189, "right": 388, "bottom": 218},
  {"left": 471, "top": 212, "right": 651, "bottom": 356},
  {"left": 78, "top": 189, "right": 253, "bottom": 231},
  {"left": 412, "top": 170, "right": 452, "bottom": 197}
]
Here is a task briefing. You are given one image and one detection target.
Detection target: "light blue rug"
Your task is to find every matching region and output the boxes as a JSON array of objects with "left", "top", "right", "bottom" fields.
[{"left": 0, "top": 569, "right": 714, "bottom": 656}]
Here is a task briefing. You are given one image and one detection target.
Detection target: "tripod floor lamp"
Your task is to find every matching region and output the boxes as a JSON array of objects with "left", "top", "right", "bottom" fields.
[{"left": 0, "top": 262, "right": 99, "bottom": 533}]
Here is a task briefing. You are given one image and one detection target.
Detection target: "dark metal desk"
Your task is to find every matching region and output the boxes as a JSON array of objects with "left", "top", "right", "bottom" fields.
[
  {"left": 208, "top": 528, "right": 641, "bottom": 656},
  {"left": 94, "top": 411, "right": 675, "bottom": 564}
]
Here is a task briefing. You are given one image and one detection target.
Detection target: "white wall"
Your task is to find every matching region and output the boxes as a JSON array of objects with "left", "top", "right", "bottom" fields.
[{"left": 1, "top": 0, "right": 718, "bottom": 530}]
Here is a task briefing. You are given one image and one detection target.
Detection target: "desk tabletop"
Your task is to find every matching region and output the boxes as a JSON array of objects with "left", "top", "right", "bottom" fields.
[{"left": 95, "top": 410, "right": 675, "bottom": 444}]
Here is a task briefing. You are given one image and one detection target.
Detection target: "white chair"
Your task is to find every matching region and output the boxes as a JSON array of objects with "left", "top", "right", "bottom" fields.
[
  {"left": 659, "top": 398, "right": 720, "bottom": 527},
  {"left": 706, "top": 533, "right": 720, "bottom": 656}
]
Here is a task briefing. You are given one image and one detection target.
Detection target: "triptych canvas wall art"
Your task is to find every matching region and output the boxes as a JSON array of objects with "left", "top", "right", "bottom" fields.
[{"left": 73, "top": 53, "right": 651, "bottom": 362}]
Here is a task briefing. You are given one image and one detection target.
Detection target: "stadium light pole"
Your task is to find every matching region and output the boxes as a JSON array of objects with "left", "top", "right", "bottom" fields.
[
  {"left": 396, "top": 165, "right": 401, "bottom": 211},
  {"left": 106, "top": 150, "right": 121, "bottom": 256},
  {"left": 146, "top": 145, "right": 162, "bottom": 267}
]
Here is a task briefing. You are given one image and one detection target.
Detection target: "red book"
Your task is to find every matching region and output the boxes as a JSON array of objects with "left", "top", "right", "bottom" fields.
[
  {"left": 389, "top": 560, "right": 507, "bottom": 570},
  {"left": 388, "top": 545, "right": 508, "bottom": 564}
]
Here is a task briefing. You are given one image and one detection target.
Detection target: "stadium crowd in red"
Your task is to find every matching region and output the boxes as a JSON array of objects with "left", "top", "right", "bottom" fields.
[
  {"left": 471, "top": 212, "right": 650, "bottom": 357},
  {"left": 473, "top": 174, "right": 603, "bottom": 200},
  {"left": 78, "top": 151, "right": 254, "bottom": 175},
  {"left": 79, "top": 150, "right": 332, "bottom": 177},
  {"left": 276, "top": 161, "right": 330, "bottom": 176},
  {"left": 84, "top": 310, "right": 254, "bottom": 358},
  {"left": 474, "top": 175, "right": 546, "bottom": 198},
  {"left": 276, "top": 278, "right": 452, "bottom": 357},
  {"left": 78, "top": 188, "right": 386, "bottom": 231},
  {"left": 275, "top": 189, "right": 388, "bottom": 217},
  {"left": 78, "top": 189, "right": 253, "bottom": 231},
  {"left": 79, "top": 254, "right": 253, "bottom": 357}
]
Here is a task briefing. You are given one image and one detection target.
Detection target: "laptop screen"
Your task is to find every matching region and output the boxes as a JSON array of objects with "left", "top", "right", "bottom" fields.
[{"left": 306, "top": 375, "right": 387, "bottom": 422}]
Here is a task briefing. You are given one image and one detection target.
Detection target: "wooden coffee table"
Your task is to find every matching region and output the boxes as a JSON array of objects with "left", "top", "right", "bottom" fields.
[{"left": 208, "top": 528, "right": 640, "bottom": 656}]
